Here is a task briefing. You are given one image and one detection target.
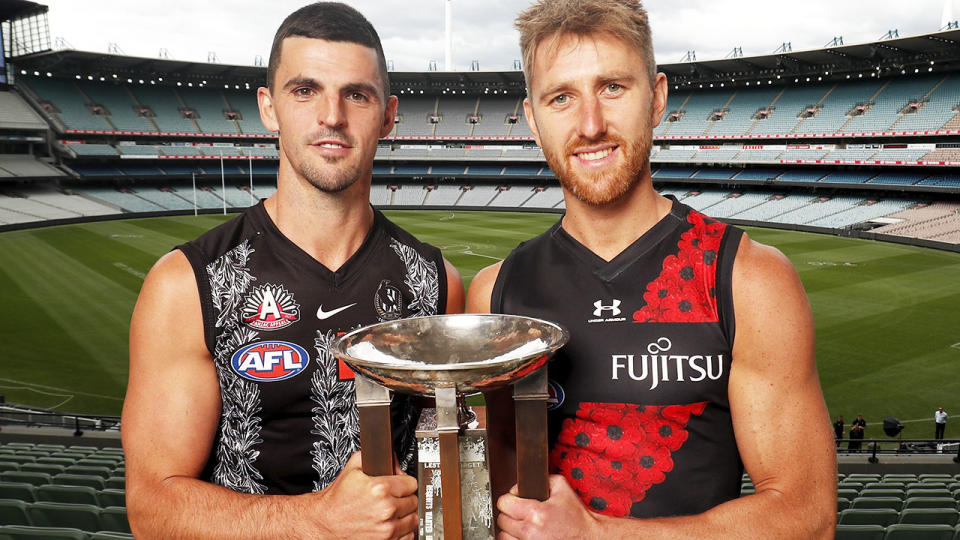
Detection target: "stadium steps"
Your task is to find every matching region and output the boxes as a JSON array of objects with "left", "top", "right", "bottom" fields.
[
  {"left": 836, "top": 79, "right": 892, "bottom": 133},
  {"left": 72, "top": 82, "right": 117, "bottom": 132},
  {"left": 702, "top": 90, "right": 738, "bottom": 135},
  {"left": 791, "top": 83, "right": 837, "bottom": 133},
  {"left": 122, "top": 86, "right": 160, "bottom": 133},
  {"left": 943, "top": 109, "right": 960, "bottom": 130},
  {"left": 660, "top": 93, "right": 693, "bottom": 136},
  {"left": 515, "top": 188, "right": 540, "bottom": 208},
  {"left": 23, "top": 190, "right": 88, "bottom": 218},
  {"left": 14, "top": 82, "right": 68, "bottom": 133},
  {"left": 217, "top": 89, "right": 244, "bottom": 135},
  {"left": 888, "top": 75, "right": 951, "bottom": 131},
  {"left": 170, "top": 88, "right": 202, "bottom": 133},
  {"left": 502, "top": 96, "right": 525, "bottom": 138},
  {"left": 744, "top": 86, "right": 787, "bottom": 135},
  {"left": 428, "top": 97, "right": 439, "bottom": 138}
]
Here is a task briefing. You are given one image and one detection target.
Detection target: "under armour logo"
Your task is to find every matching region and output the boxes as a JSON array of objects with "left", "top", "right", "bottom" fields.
[{"left": 593, "top": 299, "right": 622, "bottom": 317}]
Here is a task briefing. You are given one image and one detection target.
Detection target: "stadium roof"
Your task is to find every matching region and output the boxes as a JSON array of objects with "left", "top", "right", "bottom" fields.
[
  {"left": 11, "top": 27, "right": 960, "bottom": 92},
  {"left": 0, "top": 0, "right": 47, "bottom": 23}
]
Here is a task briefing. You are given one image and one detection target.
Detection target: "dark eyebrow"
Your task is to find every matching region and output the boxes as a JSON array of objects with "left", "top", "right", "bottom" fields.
[
  {"left": 343, "top": 82, "right": 383, "bottom": 102},
  {"left": 282, "top": 76, "right": 321, "bottom": 92}
]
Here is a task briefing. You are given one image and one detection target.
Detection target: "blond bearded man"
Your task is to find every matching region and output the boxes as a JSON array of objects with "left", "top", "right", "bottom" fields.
[
  {"left": 122, "top": 3, "right": 463, "bottom": 538},
  {"left": 467, "top": 1, "right": 835, "bottom": 538}
]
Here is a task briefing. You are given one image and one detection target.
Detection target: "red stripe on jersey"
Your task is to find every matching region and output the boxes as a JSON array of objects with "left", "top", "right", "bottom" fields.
[{"left": 632, "top": 210, "right": 726, "bottom": 323}]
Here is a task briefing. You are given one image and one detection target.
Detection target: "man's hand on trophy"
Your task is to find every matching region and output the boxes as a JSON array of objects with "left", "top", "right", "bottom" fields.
[
  {"left": 496, "top": 474, "right": 601, "bottom": 540},
  {"left": 316, "top": 451, "right": 419, "bottom": 540}
]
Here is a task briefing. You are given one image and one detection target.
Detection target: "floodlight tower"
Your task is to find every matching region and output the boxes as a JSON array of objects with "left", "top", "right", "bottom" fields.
[{"left": 444, "top": 0, "right": 453, "bottom": 71}]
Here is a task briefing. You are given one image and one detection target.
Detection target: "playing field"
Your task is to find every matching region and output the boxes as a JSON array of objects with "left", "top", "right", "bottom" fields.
[{"left": 2, "top": 210, "right": 958, "bottom": 440}]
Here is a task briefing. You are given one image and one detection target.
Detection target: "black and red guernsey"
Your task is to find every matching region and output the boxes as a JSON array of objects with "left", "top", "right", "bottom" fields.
[
  {"left": 178, "top": 201, "right": 447, "bottom": 495},
  {"left": 491, "top": 197, "right": 745, "bottom": 518}
]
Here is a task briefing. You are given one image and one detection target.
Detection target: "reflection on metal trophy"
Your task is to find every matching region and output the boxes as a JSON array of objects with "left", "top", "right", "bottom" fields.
[{"left": 333, "top": 314, "right": 568, "bottom": 540}]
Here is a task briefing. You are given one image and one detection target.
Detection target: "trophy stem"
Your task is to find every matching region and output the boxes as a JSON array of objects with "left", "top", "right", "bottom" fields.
[{"left": 436, "top": 387, "right": 464, "bottom": 540}]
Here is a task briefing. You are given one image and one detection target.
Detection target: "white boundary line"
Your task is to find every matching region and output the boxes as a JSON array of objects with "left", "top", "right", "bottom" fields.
[
  {"left": 440, "top": 244, "right": 503, "bottom": 261},
  {"left": 0, "top": 377, "right": 123, "bottom": 401},
  {"left": 951, "top": 342, "right": 960, "bottom": 350},
  {"left": 0, "top": 383, "right": 74, "bottom": 410}
]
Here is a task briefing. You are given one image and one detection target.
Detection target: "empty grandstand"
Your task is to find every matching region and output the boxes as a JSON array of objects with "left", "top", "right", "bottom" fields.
[{"left": 0, "top": 22, "right": 957, "bottom": 250}]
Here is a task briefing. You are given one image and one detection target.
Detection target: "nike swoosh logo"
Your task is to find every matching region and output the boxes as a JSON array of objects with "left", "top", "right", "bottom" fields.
[{"left": 317, "top": 303, "right": 357, "bottom": 320}]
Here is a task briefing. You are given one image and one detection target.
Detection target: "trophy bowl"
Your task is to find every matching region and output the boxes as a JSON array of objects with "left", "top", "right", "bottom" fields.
[{"left": 332, "top": 313, "right": 568, "bottom": 396}]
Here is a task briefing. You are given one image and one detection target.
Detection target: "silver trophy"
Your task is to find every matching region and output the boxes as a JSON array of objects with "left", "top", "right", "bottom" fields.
[{"left": 333, "top": 314, "right": 568, "bottom": 540}]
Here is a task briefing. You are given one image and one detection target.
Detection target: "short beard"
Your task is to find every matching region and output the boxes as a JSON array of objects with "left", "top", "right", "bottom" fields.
[
  {"left": 300, "top": 156, "right": 364, "bottom": 194},
  {"left": 283, "top": 126, "right": 366, "bottom": 194},
  {"left": 544, "top": 131, "right": 652, "bottom": 206}
]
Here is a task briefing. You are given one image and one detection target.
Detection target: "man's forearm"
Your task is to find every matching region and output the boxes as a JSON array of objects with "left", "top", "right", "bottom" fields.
[
  {"left": 129, "top": 476, "right": 315, "bottom": 540},
  {"left": 594, "top": 488, "right": 835, "bottom": 540}
]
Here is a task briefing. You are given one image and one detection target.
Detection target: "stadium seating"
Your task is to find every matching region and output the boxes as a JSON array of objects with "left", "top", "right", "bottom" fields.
[
  {"left": 27, "top": 501, "right": 101, "bottom": 531},
  {"left": 0, "top": 525, "right": 90, "bottom": 539},
  {"left": 839, "top": 509, "right": 901, "bottom": 526},
  {"left": 882, "top": 524, "right": 955, "bottom": 539},
  {"left": 76, "top": 81, "right": 155, "bottom": 132},
  {"left": 181, "top": 89, "right": 241, "bottom": 134},
  {"left": 834, "top": 524, "right": 886, "bottom": 540},
  {"left": 0, "top": 499, "right": 32, "bottom": 526}
]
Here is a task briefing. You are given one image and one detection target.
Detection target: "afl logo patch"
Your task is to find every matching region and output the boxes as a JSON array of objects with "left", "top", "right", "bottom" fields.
[
  {"left": 242, "top": 284, "right": 300, "bottom": 331},
  {"left": 374, "top": 280, "right": 404, "bottom": 321},
  {"left": 231, "top": 341, "right": 310, "bottom": 382},
  {"left": 547, "top": 380, "right": 565, "bottom": 410}
]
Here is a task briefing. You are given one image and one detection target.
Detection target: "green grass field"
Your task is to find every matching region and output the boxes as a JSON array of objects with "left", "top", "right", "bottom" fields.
[{"left": 1, "top": 210, "right": 959, "bottom": 440}]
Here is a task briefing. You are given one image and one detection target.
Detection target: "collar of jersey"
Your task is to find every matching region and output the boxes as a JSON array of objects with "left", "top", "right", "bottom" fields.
[
  {"left": 552, "top": 196, "right": 684, "bottom": 283},
  {"left": 251, "top": 200, "right": 383, "bottom": 287}
]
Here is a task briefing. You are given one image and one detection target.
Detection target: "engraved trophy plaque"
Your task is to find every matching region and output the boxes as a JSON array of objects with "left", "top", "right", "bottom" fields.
[{"left": 333, "top": 314, "right": 568, "bottom": 540}]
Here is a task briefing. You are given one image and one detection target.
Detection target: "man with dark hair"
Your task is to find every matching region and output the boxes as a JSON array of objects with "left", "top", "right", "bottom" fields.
[
  {"left": 467, "top": 0, "right": 835, "bottom": 538},
  {"left": 122, "top": 3, "right": 463, "bottom": 538}
]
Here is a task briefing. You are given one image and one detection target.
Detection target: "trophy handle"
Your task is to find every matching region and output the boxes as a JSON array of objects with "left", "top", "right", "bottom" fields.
[
  {"left": 513, "top": 368, "right": 550, "bottom": 501},
  {"left": 355, "top": 374, "right": 394, "bottom": 477}
]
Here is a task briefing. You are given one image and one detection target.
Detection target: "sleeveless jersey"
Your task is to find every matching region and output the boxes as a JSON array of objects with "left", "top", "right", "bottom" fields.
[
  {"left": 178, "top": 201, "right": 447, "bottom": 495},
  {"left": 492, "top": 197, "right": 744, "bottom": 519}
]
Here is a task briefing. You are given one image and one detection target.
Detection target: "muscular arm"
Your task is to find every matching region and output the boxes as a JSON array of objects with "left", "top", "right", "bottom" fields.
[
  {"left": 465, "top": 261, "right": 501, "bottom": 314},
  {"left": 122, "top": 251, "right": 418, "bottom": 540},
  {"left": 443, "top": 257, "right": 466, "bottom": 314},
  {"left": 495, "top": 236, "right": 836, "bottom": 539}
]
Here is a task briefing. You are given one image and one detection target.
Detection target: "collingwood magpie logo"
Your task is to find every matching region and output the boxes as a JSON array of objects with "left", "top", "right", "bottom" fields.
[
  {"left": 374, "top": 280, "right": 404, "bottom": 321},
  {"left": 242, "top": 284, "right": 300, "bottom": 330},
  {"left": 588, "top": 299, "right": 626, "bottom": 324},
  {"left": 611, "top": 337, "right": 725, "bottom": 390}
]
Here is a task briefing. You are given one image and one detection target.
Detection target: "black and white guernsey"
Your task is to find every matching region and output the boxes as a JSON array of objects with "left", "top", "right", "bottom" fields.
[{"left": 178, "top": 201, "right": 447, "bottom": 495}]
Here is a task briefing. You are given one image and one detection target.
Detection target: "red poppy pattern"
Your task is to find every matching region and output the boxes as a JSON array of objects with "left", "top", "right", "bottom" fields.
[
  {"left": 550, "top": 401, "right": 708, "bottom": 517},
  {"left": 632, "top": 210, "right": 726, "bottom": 323}
]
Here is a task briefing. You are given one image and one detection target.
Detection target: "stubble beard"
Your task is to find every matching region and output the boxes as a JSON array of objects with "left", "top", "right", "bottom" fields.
[
  {"left": 298, "top": 153, "right": 364, "bottom": 194},
  {"left": 544, "top": 130, "right": 652, "bottom": 207},
  {"left": 285, "top": 129, "right": 367, "bottom": 194}
]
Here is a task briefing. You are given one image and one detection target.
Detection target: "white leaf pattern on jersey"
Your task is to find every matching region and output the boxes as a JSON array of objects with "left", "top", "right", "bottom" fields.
[
  {"left": 207, "top": 240, "right": 257, "bottom": 329},
  {"left": 213, "top": 326, "right": 266, "bottom": 494},
  {"left": 390, "top": 238, "right": 439, "bottom": 316},
  {"left": 207, "top": 241, "right": 266, "bottom": 494},
  {"left": 310, "top": 330, "right": 360, "bottom": 491}
]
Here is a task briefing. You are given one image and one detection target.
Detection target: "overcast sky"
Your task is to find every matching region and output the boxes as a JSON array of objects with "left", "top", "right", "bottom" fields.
[{"left": 40, "top": 0, "right": 960, "bottom": 71}]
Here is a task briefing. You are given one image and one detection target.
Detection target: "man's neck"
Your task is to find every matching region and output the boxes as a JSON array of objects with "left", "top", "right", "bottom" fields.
[
  {"left": 265, "top": 171, "right": 374, "bottom": 272},
  {"left": 560, "top": 179, "right": 672, "bottom": 262}
]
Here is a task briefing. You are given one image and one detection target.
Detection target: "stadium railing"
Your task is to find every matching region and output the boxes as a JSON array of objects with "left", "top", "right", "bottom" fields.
[{"left": 0, "top": 406, "right": 119, "bottom": 436}]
